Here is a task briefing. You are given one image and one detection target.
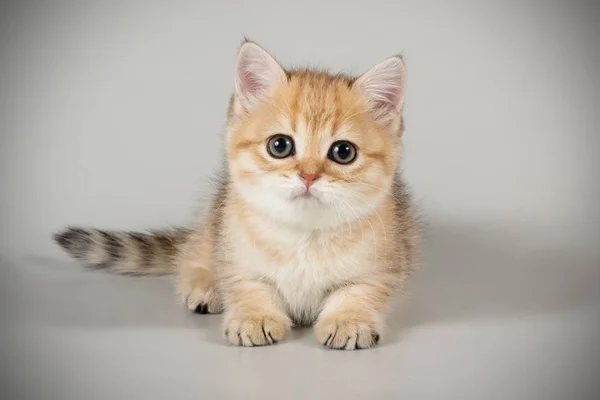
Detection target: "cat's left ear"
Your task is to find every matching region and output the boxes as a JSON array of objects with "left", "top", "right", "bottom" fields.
[
  {"left": 353, "top": 56, "right": 406, "bottom": 128},
  {"left": 234, "top": 41, "right": 287, "bottom": 115}
]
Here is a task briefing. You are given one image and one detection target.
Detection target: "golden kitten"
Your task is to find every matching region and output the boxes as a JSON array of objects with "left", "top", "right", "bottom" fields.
[{"left": 55, "top": 40, "right": 419, "bottom": 350}]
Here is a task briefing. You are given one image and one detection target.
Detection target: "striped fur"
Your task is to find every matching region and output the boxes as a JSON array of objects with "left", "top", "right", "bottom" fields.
[
  {"left": 54, "top": 40, "right": 421, "bottom": 350},
  {"left": 54, "top": 227, "right": 190, "bottom": 275}
]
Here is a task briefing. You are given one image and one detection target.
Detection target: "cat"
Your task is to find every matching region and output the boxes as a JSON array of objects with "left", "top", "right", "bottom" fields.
[{"left": 54, "top": 40, "right": 420, "bottom": 350}]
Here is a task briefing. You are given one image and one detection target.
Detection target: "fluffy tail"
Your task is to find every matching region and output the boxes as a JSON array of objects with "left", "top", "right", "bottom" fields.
[{"left": 53, "top": 226, "right": 191, "bottom": 275}]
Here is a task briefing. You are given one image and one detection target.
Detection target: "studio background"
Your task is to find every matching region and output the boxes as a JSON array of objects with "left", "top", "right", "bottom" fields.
[{"left": 1, "top": 1, "right": 599, "bottom": 399}]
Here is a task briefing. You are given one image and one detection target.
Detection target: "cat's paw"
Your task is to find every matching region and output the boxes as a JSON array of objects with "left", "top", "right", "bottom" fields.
[
  {"left": 223, "top": 310, "right": 290, "bottom": 347},
  {"left": 314, "top": 313, "right": 381, "bottom": 350},
  {"left": 182, "top": 285, "right": 222, "bottom": 314},
  {"left": 178, "top": 271, "right": 223, "bottom": 314}
]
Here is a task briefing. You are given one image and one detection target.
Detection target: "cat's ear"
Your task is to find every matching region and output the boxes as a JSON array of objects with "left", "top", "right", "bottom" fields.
[
  {"left": 234, "top": 41, "right": 287, "bottom": 114},
  {"left": 353, "top": 56, "right": 406, "bottom": 127}
]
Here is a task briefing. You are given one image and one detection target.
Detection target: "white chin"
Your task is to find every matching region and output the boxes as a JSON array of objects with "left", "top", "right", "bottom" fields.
[
  {"left": 236, "top": 184, "right": 340, "bottom": 230},
  {"left": 275, "top": 198, "right": 339, "bottom": 229}
]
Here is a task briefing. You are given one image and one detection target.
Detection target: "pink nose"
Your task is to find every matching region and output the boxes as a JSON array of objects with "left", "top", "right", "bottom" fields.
[{"left": 299, "top": 172, "right": 320, "bottom": 188}]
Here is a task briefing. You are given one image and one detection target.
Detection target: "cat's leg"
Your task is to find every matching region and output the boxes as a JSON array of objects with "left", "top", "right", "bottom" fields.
[
  {"left": 314, "top": 279, "right": 395, "bottom": 350},
  {"left": 178, "top": 263, "right": 222, "bottom": 314},
  {"left": 220, "top": 277, "right": 291, "bottom": 346},
  {"left": 176, "top": 229, "right": 223, "bottom": 314}
]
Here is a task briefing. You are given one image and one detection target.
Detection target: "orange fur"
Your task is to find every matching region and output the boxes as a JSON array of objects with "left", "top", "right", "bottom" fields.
[
  {"left": 196, "top": 41, "right": 418, "bottom": 349},
  {"left": 54, "top": 40, "right": 419, "bottom": 350}
]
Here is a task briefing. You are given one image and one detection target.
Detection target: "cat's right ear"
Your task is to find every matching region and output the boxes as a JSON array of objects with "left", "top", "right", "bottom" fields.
[
  {"left": 233, "top": 41, "right": 287, "bottom": 115},
  {"left": 353, "top": 55, "right": 406, "bottom": 129}
]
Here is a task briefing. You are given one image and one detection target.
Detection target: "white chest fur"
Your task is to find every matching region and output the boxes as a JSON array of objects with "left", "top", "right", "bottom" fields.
[
  {"left": 272, "top": 256, "right": 343, "bottom": 324},
  {"left": 232, "top": 224, "right": 376, "bottom": 325}
]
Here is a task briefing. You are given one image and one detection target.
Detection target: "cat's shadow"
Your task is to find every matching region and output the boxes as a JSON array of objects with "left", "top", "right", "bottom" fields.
[
  {"left": 3, "top": 221, "right": 598, "bottom": 347},
  {"left": 384, "top": 222, "right": 599, "bottom": 345}
]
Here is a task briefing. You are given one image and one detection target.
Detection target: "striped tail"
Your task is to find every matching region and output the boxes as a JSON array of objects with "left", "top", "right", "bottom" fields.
[{"left": 53, "top": 227, "right": 191, "bottom": 275}]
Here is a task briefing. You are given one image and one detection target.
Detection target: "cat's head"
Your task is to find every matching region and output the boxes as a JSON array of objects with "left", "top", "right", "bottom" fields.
[{"left": 226, "top": 41, "right": 406, "bottom": 230}]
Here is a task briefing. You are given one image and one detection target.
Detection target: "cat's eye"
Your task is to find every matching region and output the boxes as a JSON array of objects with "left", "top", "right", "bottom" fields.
[
  {"left": 267, "top": 135, "right": 295, "bottom": 159},
  {"left": 328, "top": 141, "right": 357, "bottom": 164}
]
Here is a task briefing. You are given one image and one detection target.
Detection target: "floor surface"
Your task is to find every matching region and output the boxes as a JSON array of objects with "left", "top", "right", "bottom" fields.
[{"left": 2, "top": 223, "right": 599, "bottom": 400}]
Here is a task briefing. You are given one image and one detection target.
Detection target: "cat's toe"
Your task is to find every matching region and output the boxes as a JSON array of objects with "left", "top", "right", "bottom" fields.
[
  {"left": 194, "top": 303, "right": 209, "bottom": 314},
  {"left": 179, "top": 282, "right": 223, "bottom": 314},
  {"left": 314, "top": 316, "right": 381, "bottom": 350},
  {"left": 223, "top": 312, "right": 290, "bottom": 347}
]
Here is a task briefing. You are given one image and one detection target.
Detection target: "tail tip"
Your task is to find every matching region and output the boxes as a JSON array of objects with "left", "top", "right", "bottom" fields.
[{"left": 53, "top": 227, "right": 93, "bottom": 256}]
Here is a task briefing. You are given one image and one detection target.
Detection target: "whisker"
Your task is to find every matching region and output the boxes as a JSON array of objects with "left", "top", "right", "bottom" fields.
[
  {"left": 331, "top": 201, "right": 347, "bottom": 239},
  {"left": 334, "top": 196, "right": 366, "bottom": 247},
  {"left": 263, "top": 97, "right": 290, "bottom": 116},
  {"left": 345, "top": 181, "right": 406, "bottom": 205},
  {"left": 345, "top": 192, "right": 388, "bottom": 255},
  {"left": 340, "top": 194, "right": 379, "bottom": 255},
  {"left": 340, "top": 108, "right": 370, "bottom": 123}
]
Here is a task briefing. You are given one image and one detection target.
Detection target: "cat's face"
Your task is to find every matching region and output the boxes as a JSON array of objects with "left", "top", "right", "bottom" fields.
[{"left": 226, "top": 43, "right": 405, "bottom": 230}]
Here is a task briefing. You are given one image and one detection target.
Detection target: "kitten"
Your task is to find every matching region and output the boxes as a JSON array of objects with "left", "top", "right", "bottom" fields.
[{"left": 54, "top": 41, "right": 419, "bottom": 350}]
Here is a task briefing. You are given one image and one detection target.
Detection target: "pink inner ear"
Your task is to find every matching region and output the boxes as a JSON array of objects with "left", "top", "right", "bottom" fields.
[
  {"left": 238, "top": 72, "right": 263, "bottom": 98},
  {"left": 236, "top": 54, "right": 266, "bottom": 99},
  {"left": 374, "top": 90, "right": 400, "bottom": 115},
  {"left": 234, "top": 43, "right": 285, "bottom": 113},
  {"left": 353, "top": 57, "right": 405, "bottom": 125},
  {"left": 367, "top": 88, "right": 402, "bottom": 126}
]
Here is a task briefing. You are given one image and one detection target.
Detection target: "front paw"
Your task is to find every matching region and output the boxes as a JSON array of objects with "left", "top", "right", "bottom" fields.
[
  {"left": 314, "top": 313, "right": 381, "bottom": 350},
  {"left": 178, "top": 270, "right": 223, "bottom": 314},
  {"left": 223, "top": 310, "right": 290, "bottom": 347}
]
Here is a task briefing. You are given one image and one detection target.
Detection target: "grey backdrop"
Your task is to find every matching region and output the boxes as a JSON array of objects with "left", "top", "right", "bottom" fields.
[{"left": 1, "top": 1, "right": 599, "bottom": 399}]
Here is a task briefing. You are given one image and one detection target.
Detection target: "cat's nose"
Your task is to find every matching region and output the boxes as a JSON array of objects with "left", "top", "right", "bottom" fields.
[{"left": 299, "top": 172, "right": 320, "bottom": 188}]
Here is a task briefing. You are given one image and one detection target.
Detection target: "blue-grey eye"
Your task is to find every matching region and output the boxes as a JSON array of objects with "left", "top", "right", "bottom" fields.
[
  {"left": 267, "top": 135, "right": 294, "bottom": 158},
  {"left": 328, "top": 141, "right": 357, "bottom": 164}
]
